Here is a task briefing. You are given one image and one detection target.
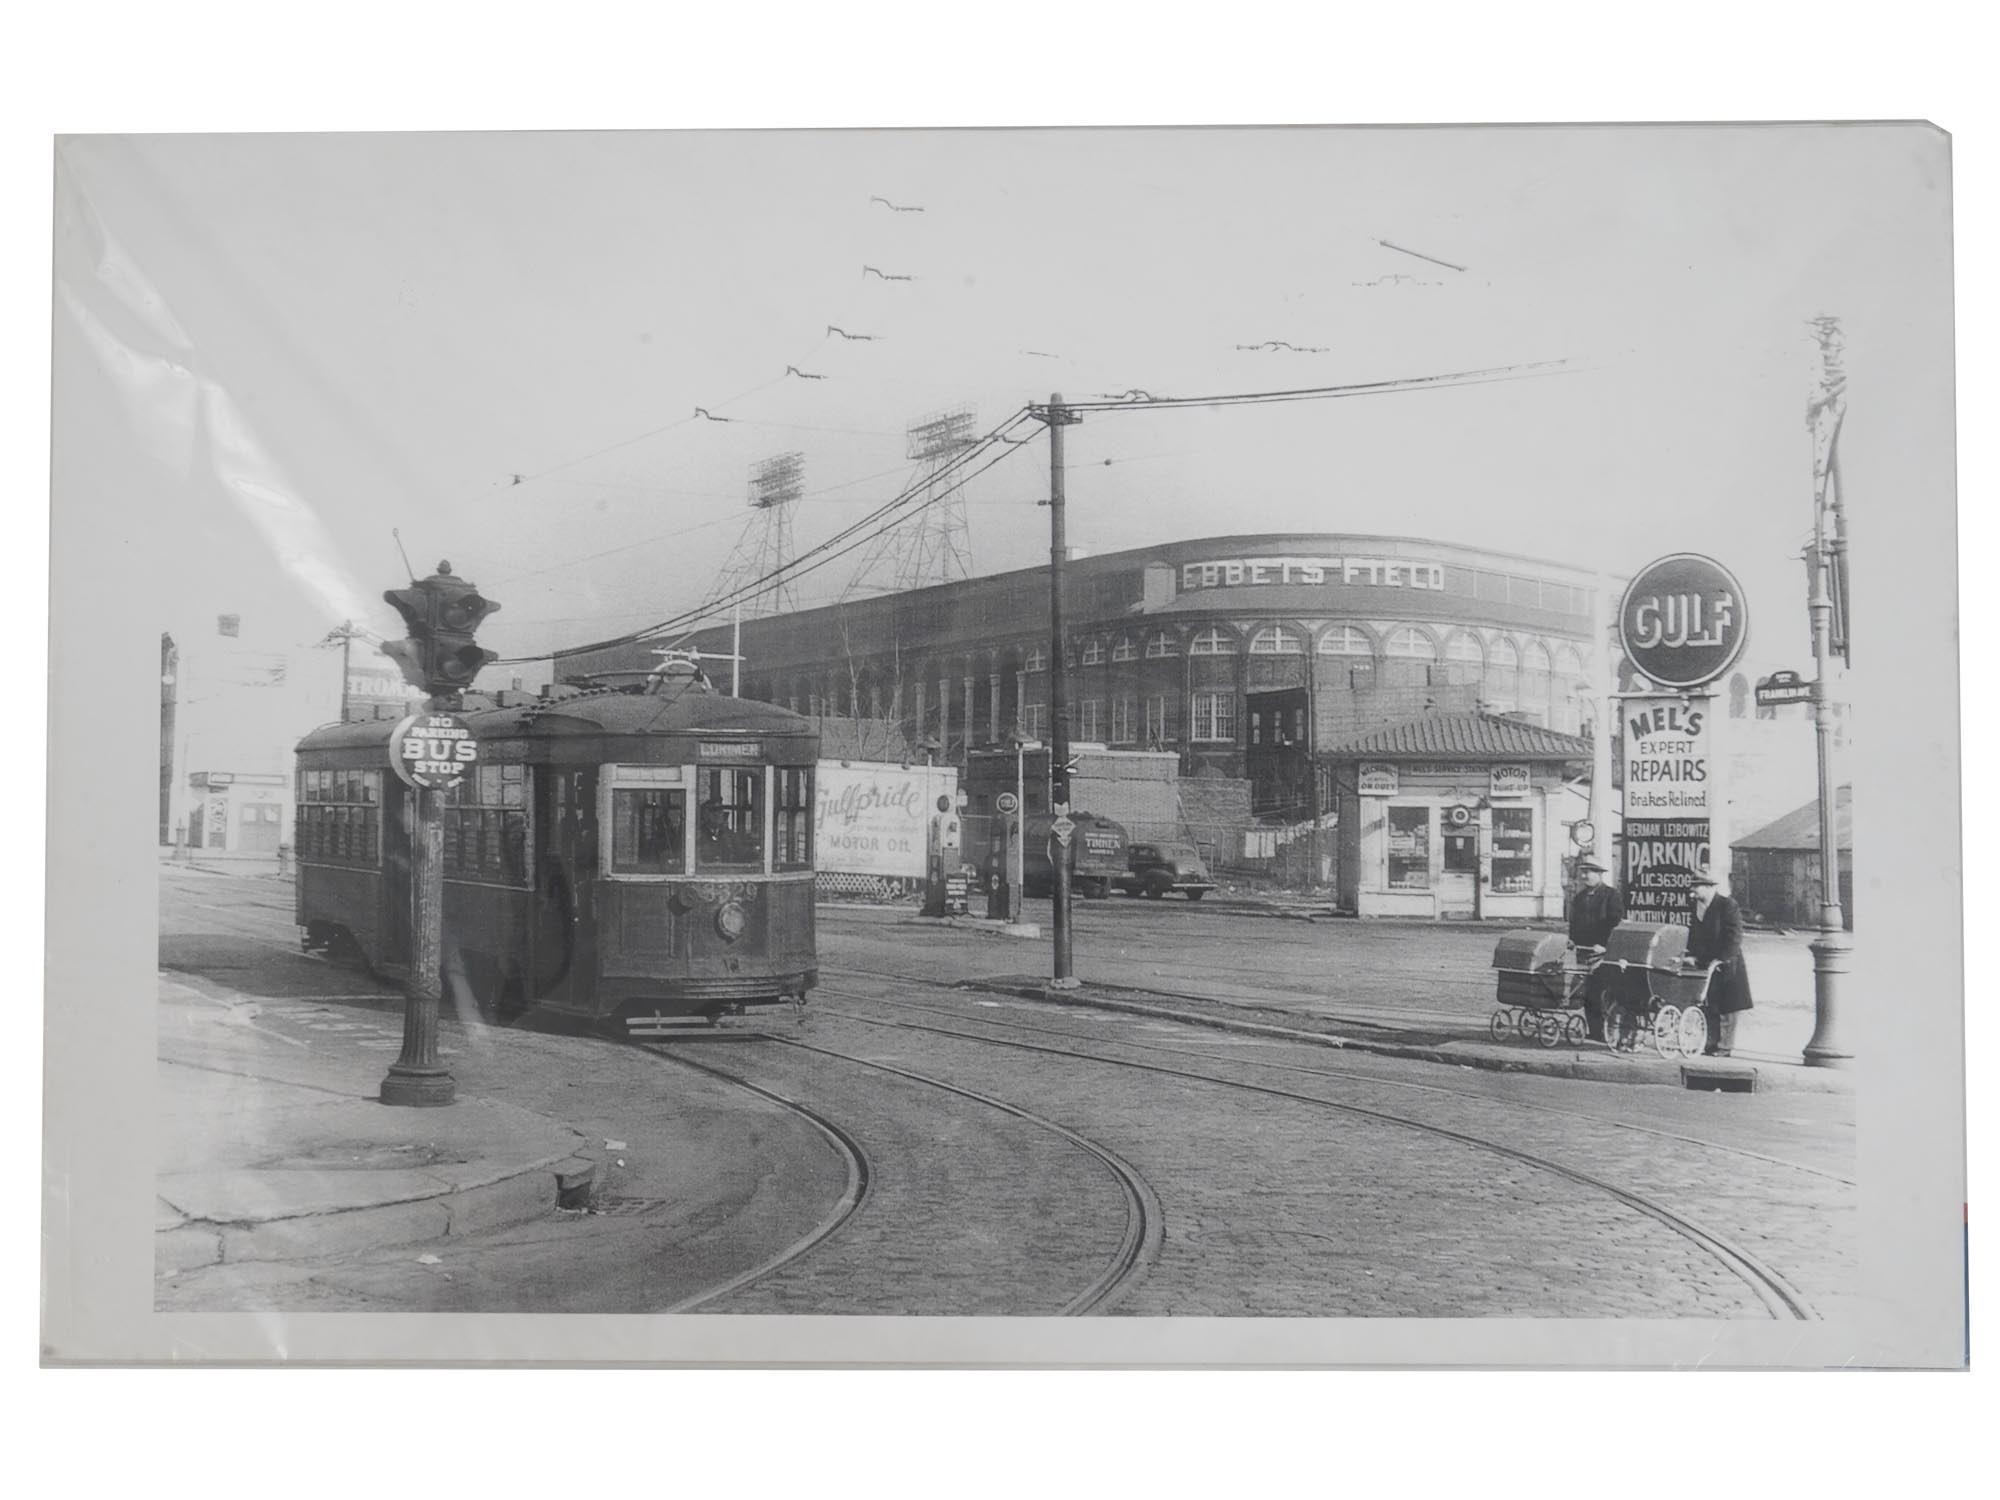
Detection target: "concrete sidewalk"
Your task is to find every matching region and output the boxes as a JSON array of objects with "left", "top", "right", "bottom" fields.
[
  {"left": 956, "top": 967, "right": 1851, "bottom": 1095},
  {"left": 156, "top": 976, "right": 600, "bottom": 1278}
]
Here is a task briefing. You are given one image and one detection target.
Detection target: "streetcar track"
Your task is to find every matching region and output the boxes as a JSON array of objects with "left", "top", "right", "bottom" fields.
[
  {"left": 638, "top": 1045, "right": 874, "bottom": 1316},
  {"left": 771, "top": 1036, "right": 1162, "bottom": 1315},
  {"left": 636, "top": 1035, "right": 1161, "bottom": 1315},
  {"left": 810, "top": 991, "right": 1817, "bottom": 1320},
  {"left": 820, "top": 967, "right": 1856, "bottom": 1187}
]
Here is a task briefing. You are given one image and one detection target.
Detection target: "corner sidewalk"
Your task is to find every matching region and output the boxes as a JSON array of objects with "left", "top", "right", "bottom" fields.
[
  {"left": 931, "top": 909, "right": 1851, "bottom": 1095},
  {"left": 156, "top": 975, "right": 600, "bottom": 1277}
]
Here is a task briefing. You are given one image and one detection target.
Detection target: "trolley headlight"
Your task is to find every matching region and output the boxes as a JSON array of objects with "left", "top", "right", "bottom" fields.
[{"left": 715, "top": 901, "right": 747, "bottom": 942}]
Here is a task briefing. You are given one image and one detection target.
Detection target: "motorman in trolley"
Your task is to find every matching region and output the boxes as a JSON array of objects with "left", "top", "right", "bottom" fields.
[{"left": 1567, "top": 855, "right": 1625, "bottom": 1040}]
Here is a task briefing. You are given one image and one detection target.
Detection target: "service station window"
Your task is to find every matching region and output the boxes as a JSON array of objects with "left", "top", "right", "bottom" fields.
[
  {"left": 1386, "top": 805, "right": 1432, "bottom": 890},
  {"left": 611, "top": 787, "right": 686, "bottom": 874},
  {"left": 1491, "top": 805, "right": 1535, "bottom": 892},
  {"left": 774, "top": 767, "right": 813, "bottom": 870},
  {"left": 697, "top": 767, "right": 764, "bottom": 871}
]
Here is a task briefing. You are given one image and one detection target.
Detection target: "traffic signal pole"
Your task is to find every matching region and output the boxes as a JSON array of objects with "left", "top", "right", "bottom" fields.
[
  {"left": 1037, "top": 394, "right": 1082, "bottom": 988},
  {"left": 379, "top": 561, "right": 502, "bottom": 1107},
  {"left": 381, "top": 767, "right": 454, "bottom": 1106}
]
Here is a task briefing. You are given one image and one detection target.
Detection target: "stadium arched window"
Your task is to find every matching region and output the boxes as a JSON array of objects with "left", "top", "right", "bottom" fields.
[
  {"left": 1443, "top": 632, "right": 1484, "bottom": 684},
  {"left": 1111, "top": 636, "right": 1137, "bottom": 663},
  {"left": 1249, "top": 625, "right": 1302, "bottom": 655},
  {"left": 1384, "top": 626, "right": 1437, "bottom": 660},
  {"left": 1189, "top": 627, "right": 1236, "bottom": 656},
  {"left": 1317, "top": 625, "right": 1372, "bottom": 657},
  {"left": 1144, "top": 631, "right": 1179, "bottom": 659}
]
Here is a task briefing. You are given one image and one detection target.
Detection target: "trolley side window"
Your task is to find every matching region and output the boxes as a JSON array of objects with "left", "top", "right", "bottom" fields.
[
  {"left": 612, "top": 787, "right": 687, "bottom": 874},
  {"left": 442, "top": 763, "right": 528, "bottom": 884},
  {"left": 296, "top": 766, "right": 382, "bottom": 866},
  {"left": 774, "top": 767, "right": 813, "bottom": 870},
  {"left": 696, "top": 767, "right": 764, "bottom": 872}
]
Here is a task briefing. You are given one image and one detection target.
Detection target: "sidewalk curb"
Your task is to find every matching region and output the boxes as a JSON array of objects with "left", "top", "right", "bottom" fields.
[
  {"left": 156, "top": 1145, "right": 599, "bottom": 1275},
  {"left": 957, "top": 977, "right": 1851, "bottom": 1094}
]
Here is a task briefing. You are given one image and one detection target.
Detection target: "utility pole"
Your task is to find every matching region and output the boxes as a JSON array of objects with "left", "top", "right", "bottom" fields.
[
  {"left": 340, "top": 620, "right": 354, "bottom": 722},
  {"left": 1035, "top": 393, "right": 1083, "bottom": 988},
  {"left": 1800, "top": 315, "right": 1852, "bottom": 1068}
]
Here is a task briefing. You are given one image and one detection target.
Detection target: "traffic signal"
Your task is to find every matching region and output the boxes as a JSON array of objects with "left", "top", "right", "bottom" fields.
[{"left": 382, "top": 561, "right": 502, "bottom": 697}]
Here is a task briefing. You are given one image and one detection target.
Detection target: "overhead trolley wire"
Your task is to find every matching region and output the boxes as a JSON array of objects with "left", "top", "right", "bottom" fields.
[{"left": 493, "top": 405, "right": 1037, "bottom": 665}]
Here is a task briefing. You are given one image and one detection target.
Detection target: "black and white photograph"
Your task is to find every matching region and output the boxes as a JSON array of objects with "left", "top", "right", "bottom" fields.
[{"left": 41, "top": 114, "right": 1965, "bottom": 1370}]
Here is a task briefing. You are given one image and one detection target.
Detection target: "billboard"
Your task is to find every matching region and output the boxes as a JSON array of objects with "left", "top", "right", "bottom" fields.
[{"left": 815, "top": 761, "right": 958, "bottom": 879}]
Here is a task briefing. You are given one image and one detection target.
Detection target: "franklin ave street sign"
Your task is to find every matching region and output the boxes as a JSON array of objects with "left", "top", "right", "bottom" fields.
[
  {"left": 1618, "top": 552, "right": 1749, "bottom": 690},
  {"left": 1756, "top": 669, "right": 1814, "bottom": 707}
]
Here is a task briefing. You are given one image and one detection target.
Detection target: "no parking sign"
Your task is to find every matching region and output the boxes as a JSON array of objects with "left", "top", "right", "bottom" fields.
[{"left": 389, "top": 712, "right": 478, "bottom": 790}]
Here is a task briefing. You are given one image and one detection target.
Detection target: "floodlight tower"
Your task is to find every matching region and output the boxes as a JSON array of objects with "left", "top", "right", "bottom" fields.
[
  {"left": 710, "top": 451, "right": 805, "bottom": 618},
  {"left": 846, "top": 405, "right": 978, "bottom": 596}
]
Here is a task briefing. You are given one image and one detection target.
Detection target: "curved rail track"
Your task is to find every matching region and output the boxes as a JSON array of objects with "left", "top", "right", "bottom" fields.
[
  {"left": 637, "top": 1035, "right": 1161, "bottom": 1316},
  {"left": 644, "top": 1045, "right": 876, "bottom": 1315},
  {"left": 813, "top": 980, "right": 1819, "bottom": 1320}
]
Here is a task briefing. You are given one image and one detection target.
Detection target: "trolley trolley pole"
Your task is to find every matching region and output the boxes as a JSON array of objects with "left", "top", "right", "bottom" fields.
[
  {"left": 379, "top": 562, "right": 502, "bottom": 1107},
  {"left": 1033, "top": 394, "right": 1083, "bottom": 989}
]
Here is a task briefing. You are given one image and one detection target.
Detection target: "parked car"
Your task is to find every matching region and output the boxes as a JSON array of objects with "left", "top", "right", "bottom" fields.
[{"left": 1117, "top": 841, "right": 1216, "bottom": 900}]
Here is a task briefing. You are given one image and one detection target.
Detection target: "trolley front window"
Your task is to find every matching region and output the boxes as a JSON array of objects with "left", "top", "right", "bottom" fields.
[
  {"left": 697, "top": 768, "right": 764, "bottom": 871},
  {"left": 612, "top": 788, "right": 686, "bottom": 874},
  {"left": 774, "top": 767, "right": 812, "bottom": 870}
]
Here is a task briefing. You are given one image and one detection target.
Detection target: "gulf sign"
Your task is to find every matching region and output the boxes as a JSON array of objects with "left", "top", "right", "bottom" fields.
[
  {"left": 389, "top": 712, "right": 478, "bottom": 790},
  {"left": 1617, "top": 553, "right": 1749, "bottom": 690}
]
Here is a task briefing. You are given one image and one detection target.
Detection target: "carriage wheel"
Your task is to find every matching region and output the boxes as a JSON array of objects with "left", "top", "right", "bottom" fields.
[
  {"left": 1488, "top": 1009, "right": 1515, "bottom": 1043},
  {"left": 1652, "top": 1004, "right": 1682, "bottom": 1059},
  {"left": 1536, "top": 1010, "right": 1563, "bottom": 1048},
  {"left": 1563, "top": 1013, "right": 1586, "bottom": 1046},
  {"left": 1677, "top": 1006, "right": 1709, "bottom": 1058}
]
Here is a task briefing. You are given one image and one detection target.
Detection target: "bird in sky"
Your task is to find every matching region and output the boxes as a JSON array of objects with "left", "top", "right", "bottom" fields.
[
  {"left": 1020, "top": 349, "right": 1062, "bottom": 360},
  {"left": 827, "top": 325, "right": 881, "bottom": 341},
  {"left": 509, "top": 473, "right": 525, "bottom": 485},
  {"left": 693, "top": 407, "right": 733, "bottom": 422},
  {"left": 785, "top": 365, "right": 828, "bottom": 380},
  {"left": 1234, "top": 340, "right": 1329, "bottom": 353},
  {"left": 869, "top": 196, "right": 925, "bottom": 212},
  {"left": 862, "top": 265, "right": 915, "bottom": 281}
]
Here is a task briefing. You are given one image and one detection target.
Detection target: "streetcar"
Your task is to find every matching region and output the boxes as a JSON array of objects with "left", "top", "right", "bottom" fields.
[{"left": 293, "top": 671, "right": 819, "bottom": 1034}]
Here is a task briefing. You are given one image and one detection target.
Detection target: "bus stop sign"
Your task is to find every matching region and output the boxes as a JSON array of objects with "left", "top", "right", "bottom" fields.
[
  {"left": 1617, "top": 552, "right": 1749, "bottom": 691},
  {"left": 389, "top": 711, "right": 478, "bottom": 791}
]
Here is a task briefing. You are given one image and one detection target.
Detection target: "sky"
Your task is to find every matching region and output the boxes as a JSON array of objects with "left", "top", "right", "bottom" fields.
[{"left": 52, "top": 125, "right": 1951, "bottom": 684}]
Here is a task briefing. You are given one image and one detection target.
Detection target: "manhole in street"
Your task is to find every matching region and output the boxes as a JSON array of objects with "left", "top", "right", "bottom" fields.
[{"left": 590, "top": 1196, "right": 672, "bottom": 1217}]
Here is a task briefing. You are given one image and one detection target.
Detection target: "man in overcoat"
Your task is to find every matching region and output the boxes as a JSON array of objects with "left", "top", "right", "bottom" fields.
[
  {"left": 1685, "top": 868, "right": 1754, "bottom": 1056},
  {"left": 1567, "top": 856, "right": 1624, "bottom": 1040}
]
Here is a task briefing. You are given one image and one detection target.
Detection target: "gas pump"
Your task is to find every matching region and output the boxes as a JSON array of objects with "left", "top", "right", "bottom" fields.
[
  {"left": 986, "top": 789, "right": 1022, "bottom": 921},
  {"left": 923, "top": 794, "right": 967, "bottom": 917}
]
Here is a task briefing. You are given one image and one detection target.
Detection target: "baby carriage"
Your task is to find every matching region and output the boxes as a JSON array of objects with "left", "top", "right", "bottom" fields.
[
  {"left": 1489, "top": 930, "right": 1601, "bottom": 1048},
  {"left": 1595, "top": 920, "right": 1715, "bottom": 1059}
]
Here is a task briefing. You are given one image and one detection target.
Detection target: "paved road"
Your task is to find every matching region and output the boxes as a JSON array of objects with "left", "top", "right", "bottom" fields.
[{"left": 158, "top": 871, "right": 1856, "bottom": 1316}]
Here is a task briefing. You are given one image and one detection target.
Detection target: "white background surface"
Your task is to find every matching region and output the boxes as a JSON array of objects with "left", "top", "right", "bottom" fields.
[{"left": 9, "top": 2, "right": 1988, "bottom": 1494}]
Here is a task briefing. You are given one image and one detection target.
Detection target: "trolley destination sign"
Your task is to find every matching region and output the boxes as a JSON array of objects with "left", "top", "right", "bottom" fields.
[{"left": 389, "top": 711, "right": 479, "bottom": 790}]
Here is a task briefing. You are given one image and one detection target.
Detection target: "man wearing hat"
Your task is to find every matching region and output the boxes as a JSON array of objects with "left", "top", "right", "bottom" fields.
[
  {"left": 1685, "top": 868, "right": 1753, "bottom": 1056},
  {"left": 1567, "top": 855, "right": 1624, "bottom": 1039}
]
